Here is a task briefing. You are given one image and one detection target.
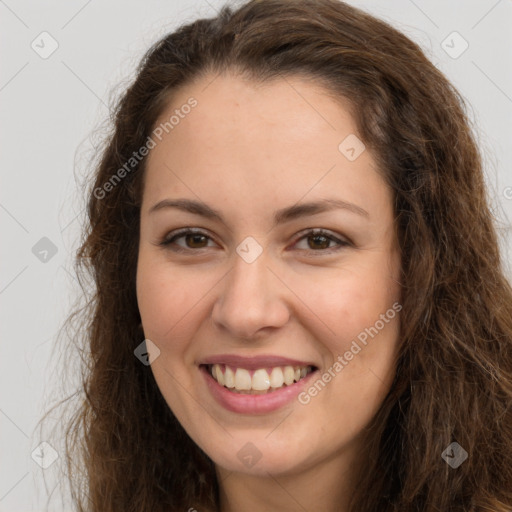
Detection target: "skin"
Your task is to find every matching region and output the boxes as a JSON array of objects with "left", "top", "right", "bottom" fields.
[{"left": 136, "top": 71, "right": 402, "bottom": 512}]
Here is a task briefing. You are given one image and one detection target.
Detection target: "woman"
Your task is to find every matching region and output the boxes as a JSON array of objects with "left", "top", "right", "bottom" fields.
[{"left": 49, "top": 0, "right": 512, "bottom": 510}]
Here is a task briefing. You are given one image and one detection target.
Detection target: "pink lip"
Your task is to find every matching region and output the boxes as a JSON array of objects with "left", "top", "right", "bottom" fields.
[
  {"left": 199, "top": 354, "right": 316, "bottom": 371},
  {"left": 200, "top": 365, "right": 318, "bottom": 414}
]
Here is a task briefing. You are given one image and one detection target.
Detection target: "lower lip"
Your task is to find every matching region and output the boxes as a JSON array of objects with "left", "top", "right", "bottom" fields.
[{"left": 200, "top": 365, "right": 318, "bottom": 414}]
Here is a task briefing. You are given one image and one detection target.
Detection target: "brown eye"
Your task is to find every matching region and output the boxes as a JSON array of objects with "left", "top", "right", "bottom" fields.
[
  {"left": 184, "top": 233, "right": 209, "bottom": 248},
  {"left": 160, "top": 229, "right": 216, "bottom": 252},
  {"left": 160, "top": 228, "right": 349, "bottom": 255},
  {"left": 293, "top": 229, "right": 350, "bottom": 253},
  {"left": 307, "top": 234, "right": 331, "bottom": 250}
]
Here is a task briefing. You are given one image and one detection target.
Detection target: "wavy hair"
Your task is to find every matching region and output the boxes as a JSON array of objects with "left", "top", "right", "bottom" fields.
[{"left": 43, "top": 0, "right": 512, "bottom": 510}]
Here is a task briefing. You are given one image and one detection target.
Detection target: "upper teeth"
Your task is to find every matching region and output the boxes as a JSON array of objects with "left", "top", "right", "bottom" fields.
[{"left": 209, "top": 364, "right": 313, "bottom": 393}]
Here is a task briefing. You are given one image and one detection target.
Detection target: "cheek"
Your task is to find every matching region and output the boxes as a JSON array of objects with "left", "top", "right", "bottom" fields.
[
  {"left": 136, "top": 255, "right": 203, "bottom": 351},
  {"left": 298, "top": 267, "right": 400, "bottom": 438},
  {"left": 329, "top": 269, "right": 400, "bottom": 405},
  {"left": 288, "top": 259, "right": 399, "bottom": 348}
]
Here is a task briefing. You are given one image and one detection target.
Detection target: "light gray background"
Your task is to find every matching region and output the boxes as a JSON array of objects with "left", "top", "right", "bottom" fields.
[{"left": 1, "top": 0, "right": 511, "bottom": 510}]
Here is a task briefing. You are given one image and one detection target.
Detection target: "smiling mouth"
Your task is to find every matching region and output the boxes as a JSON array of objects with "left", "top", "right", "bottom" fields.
[{"left": 202, "top": 363, "right": 317, "bottom": 395}]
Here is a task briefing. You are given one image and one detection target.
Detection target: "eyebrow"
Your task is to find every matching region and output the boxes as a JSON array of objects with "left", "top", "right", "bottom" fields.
[{"left": 148, "top": 197, "right": 370, "bottom": 226}]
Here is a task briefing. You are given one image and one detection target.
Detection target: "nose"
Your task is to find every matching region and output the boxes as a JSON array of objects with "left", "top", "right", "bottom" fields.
[{"left": 211, "top": 250, "right": 290, "bottom": 340}]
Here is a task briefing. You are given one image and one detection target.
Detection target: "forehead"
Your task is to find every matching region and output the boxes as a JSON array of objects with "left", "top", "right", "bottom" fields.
[
  {"left": 142, "top": 72, "right": 390, "bottom": 222},
  {"left": 151, "top": 71, "right": 357, "bottom": 154}
]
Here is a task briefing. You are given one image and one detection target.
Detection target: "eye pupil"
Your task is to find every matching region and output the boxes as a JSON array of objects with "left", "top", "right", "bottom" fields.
[
  {"left": 309, "top": 235, "right": 329, "bottom": 250},
  {"left": 187, "top": 234, "right": 207, "bottom": 248}
]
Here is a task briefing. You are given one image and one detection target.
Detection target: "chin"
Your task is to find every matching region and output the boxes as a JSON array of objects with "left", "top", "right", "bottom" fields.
[{"left": 201, "top": 430, "right": 316, "bottom": 477}]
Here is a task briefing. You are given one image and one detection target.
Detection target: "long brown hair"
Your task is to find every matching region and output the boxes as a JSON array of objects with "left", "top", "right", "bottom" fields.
[{"left": 42, "top": 0, "right": 512, "bottom": 510}]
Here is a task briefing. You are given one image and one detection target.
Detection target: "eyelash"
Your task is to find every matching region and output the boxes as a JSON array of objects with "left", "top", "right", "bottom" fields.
[{"left": 159, "top": 228, "right": 350, "bottom": 255}]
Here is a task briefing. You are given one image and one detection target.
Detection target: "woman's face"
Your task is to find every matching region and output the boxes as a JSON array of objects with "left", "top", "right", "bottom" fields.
[{"left": 136, "top": 72, "right": 402, "bottom": 477}]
